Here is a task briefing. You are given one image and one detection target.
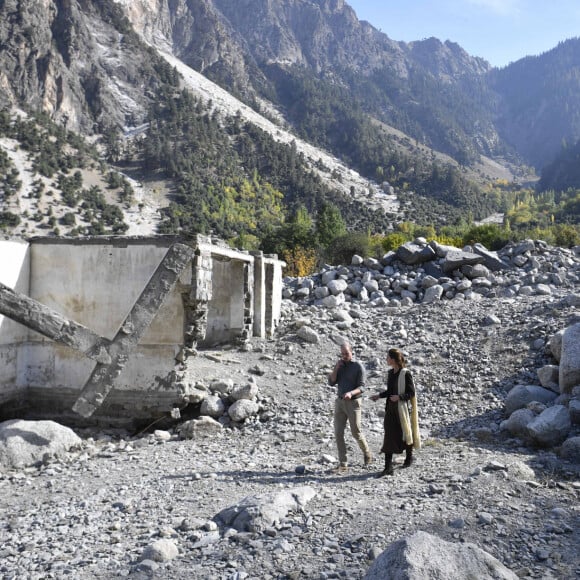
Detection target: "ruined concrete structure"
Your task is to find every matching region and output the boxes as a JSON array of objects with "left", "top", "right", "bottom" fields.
[{"left": 0, "top": 235, "right": 285, "bottom": 425}]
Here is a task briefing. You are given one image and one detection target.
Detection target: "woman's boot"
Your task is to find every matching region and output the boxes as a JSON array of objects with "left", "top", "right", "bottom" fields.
[
  {"left": 378, "top": 454, "right": 393, "bottom": 477},
  {"left": 403, "top": 445, "right": 413, "bottom": 468}
]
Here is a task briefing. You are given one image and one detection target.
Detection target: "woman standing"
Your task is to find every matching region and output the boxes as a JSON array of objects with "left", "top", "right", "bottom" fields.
[{"left": 371, "top": 348, "right": 420, "bottom": 477}]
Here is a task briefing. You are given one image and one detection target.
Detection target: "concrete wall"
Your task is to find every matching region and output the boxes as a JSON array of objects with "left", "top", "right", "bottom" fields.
[
  {"left": 0, "top": 240, "right": 30, "bottom": 405},
  {"left": 24, "top": 238, "right": 187, "bottom": 392},
  {"left": 204, "top": 259, "right": 247, "bottom": 346},
  {"left": 0, "top": 235, "right": 285, "bottom": 424}
]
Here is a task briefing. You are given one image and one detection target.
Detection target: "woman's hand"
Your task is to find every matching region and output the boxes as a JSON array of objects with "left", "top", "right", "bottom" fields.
[
  {"left": 370, "top": 394, "right": 379, "bottom": 402},
  {"left": 389, "top": 394, "right": 400, "bottom": 402}
]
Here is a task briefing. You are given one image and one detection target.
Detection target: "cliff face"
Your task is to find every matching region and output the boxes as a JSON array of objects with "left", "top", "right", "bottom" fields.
[
  {"left": 0, "top": 0, "right": 491, "bottom": 134},
  {"left": 0, "top": 0, "right": 169, "bottom": 132},
  {"left": 0, "top": 0, "right": 577, "bottom": 171}
]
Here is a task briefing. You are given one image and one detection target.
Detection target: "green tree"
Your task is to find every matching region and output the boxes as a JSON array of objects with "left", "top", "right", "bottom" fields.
[
  {"left": 316, "top": 202, "right": 346, "bottom": 247},
  {"left": 283, "top": 205, "right": 315, "bottom": 249}
]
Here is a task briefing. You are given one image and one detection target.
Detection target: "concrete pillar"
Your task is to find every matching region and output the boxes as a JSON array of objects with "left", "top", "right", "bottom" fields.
[
  {"left": 186, "top": 247, "right": 213, "bottom": 350},
  {"left": 251, "top": 251, "right": 266, "bottom": 339}
]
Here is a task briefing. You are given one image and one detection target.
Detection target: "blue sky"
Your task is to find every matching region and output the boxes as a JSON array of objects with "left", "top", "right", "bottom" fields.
[{"left": 347, "top": 0, "right": 580, "bottom": 67}]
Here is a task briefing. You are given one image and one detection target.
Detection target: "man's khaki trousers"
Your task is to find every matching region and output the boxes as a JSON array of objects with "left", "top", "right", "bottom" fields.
[{"left": 334, "top": 397, "right": 371, "bottom": 466}]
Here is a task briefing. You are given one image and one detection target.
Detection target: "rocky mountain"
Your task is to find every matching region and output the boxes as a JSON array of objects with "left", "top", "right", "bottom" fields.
[
  {"left": 1, "top": 0, "right": 579, "bottom": 241},
  {"left": 490, "top": 38, "right": 580, "bottom": 169},
  {"left": 1, "top": 0, "right": 578, "bottom": 169}
]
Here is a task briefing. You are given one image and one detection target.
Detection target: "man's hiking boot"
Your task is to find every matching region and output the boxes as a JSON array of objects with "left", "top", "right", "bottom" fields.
[{"left": 332, "top": 464, "right": 349, "bottom": 474}]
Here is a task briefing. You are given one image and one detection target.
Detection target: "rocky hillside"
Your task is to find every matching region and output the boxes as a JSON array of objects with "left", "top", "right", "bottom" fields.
[
  {"left": 0, "top": 0, "right": 578, "bottom": 242},
  {"left": 0, "top": 238, "right": 578, "bottom": 578},
  {"left": 1, "top": 1, "right": 577, "bottom": 173}
]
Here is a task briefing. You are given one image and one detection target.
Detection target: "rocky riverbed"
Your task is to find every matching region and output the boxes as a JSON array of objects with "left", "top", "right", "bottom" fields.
[{"left": 1, "top": 243, "right": 579, "bottom": 579}]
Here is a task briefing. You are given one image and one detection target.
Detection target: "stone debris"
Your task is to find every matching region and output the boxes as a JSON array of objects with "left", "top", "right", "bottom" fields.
[
  {"left": 364, "top": 530, "right": 518, "bottom": 580},
  {"left": 0, "top": 238, "right": 578, "bottom": 579}
]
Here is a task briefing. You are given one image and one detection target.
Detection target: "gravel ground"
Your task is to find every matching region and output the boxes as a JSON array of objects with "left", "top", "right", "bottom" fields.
[{"left": 1, "top": 292, "right": 579, "bottom": 579}]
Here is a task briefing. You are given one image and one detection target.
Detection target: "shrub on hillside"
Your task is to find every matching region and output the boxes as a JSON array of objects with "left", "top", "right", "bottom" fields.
[
  {"left": 461, "top": 224, "right": 512, "bottom": 250},
  {"left": 0, "top": 211, "right": 21, "bottom": 229},
  {"left": 553, "top": 224, "right": 580, "bottom": 247},
  {"left": 325, "top": 232, "right": 371, "bottom": 266},
  {"left": 282, "top": 246, "right": 317, "bottom": 277}
]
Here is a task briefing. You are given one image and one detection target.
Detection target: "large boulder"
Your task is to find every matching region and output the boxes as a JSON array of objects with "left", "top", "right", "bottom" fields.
[
  {"left": 569, "top": 399, "right": 580, "bottom": 425},
  {"left": 500, "top": 408, "right": 534, "bottom": 438},
  {"left": 505, "top": 385, "right": 558, "bottom": 416},
  {"left": 364, "top": 531, "right": 517, "bottom": 580},
  {"left": 140, "top": 539, "right": 179, "bottom": 562},
  {"left": 396, "top": 242, "right": 436, "bottom": 265},
  {"left": 526, "top": 405, "right": 571, "bottom": 447},
  {"left": 537, "top": 365, "right": 560, "bottom": 393},
  {"left": 0, "top": 419, "right": 82, "bottom": 469},
  {"left": 559, "top": 323, "right": 580, "bottom": 393},
  {"left": 215, "top": 487, "right": 317, "bottom": 533},
  {"left": 231, "top": 382, "right": 259, "bottom": 401},
  {"left": 422, "top": 284, "right": 444, "bottom": 304},
  {"left": 327, "top": 278, "right": 348, "bottom": 296},
  {"left": 560, "top": 436, "right": 580, "bottom": 463},
  {"left": 228, "top": 399, "right": 260, "bottom": 422},
  {"left": 472, "top": 243, "right": 513, "bottom": 271},
  {"left": 178, "top": 416, "right": 223, "bottom": 439},
  {"left": 296, "top": 325, "right": 320, "bottom": 343},
  {"left": 548, "top": 330, "right": 564, "bottom": 362},
  {"left": 200, "top": 395, "right": 226, "bottom": 419},
  {"left": 441, "top": 250, "right": 484, "bottom": 274}
]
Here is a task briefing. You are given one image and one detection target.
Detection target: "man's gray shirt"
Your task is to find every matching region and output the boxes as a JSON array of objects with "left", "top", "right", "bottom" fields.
[{"left": 328, "top": 360, "right": 366, "bottom": 398}]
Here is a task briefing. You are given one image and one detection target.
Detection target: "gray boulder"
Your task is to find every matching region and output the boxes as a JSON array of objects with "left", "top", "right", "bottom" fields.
[
  {"left": 505, "top": 385, "right": 558, "bottom": 416},
  {"left": 526, "top": 405, "right": 571, "bottom": 447},
  {"left": 228, "top": 399, "right": 260, "bottom": 422},
  {"left": 0, "top": 419, "right": 82, "bottom": 469},
  {"left": 320, "top": 270, "right": 337, "bottom": 285},
  {"left": 560, "top": 436, "right": 580, "bottom": 463},
  {"left": 563, "top": 293, "right": 580, "bottom": 307},
  {"left": 472, "top": 243, "right": 513, "bottom": 271},
  {"left": 500, "top": 408, "right": 534, "bottom": 438},
  {"left": 200, "top": 395, "right": 226, "bottom": 419},
  {"left": 429, "top": 240, "right": 458, "bottom": 258},
  {"left": 422, "top": 284, "right": 444, "bottom": 304},
  {"left": 364, "top": 531, "right": 517, "bottom": 580},
  {"left": 548, "top": 330, "right": 564, "bottom": 362},
  {"left": 231, "top": 382, "right": 259, "bottom": 401},
  {"left": 569, "top": 399, "right": 580, "bottom": 425},
  {"left": 462, "top": 263, "right": 490, "bottom": 279},
  {"left": 396, "top": 242, "right": 436, "bottom": 265},
  {"left": 296, "top": 325, "right": 320, "bottom": 343},
  {"left": 178, "top": 416, "right": 222, "bottom": 439},
  {"left": 209, "top": 379, "right": 233, "bottom": 396},
  {"left": 327, "top": 278, "right": 348, "bottom": 295},
  {"left": 215, "top": 487, "right": 317, "bottom": 533},
  {"left": 537, "top": 365, "right": 560, "bottom": 393},
  {"left": 322, "top": 294, "right": 345, "bottom": 308},
  {"left": 559, "top": 323, "right": 580, "bottom": 393},
  {"left": 441, "top": 250, "right": 484, "bottom": 274},
  {"left": 140, "top": 539, "right": 179, "bottom": 562}
]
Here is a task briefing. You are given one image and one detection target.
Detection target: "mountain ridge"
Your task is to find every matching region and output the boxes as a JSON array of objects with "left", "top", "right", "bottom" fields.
[{"left": 0, "top": 0, "right": 579, "bottom": 243}]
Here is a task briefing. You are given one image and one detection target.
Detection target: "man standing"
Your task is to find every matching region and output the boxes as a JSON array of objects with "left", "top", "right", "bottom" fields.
[{"left": 328, "top": 341, "right": 373, "bottom": 473}]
